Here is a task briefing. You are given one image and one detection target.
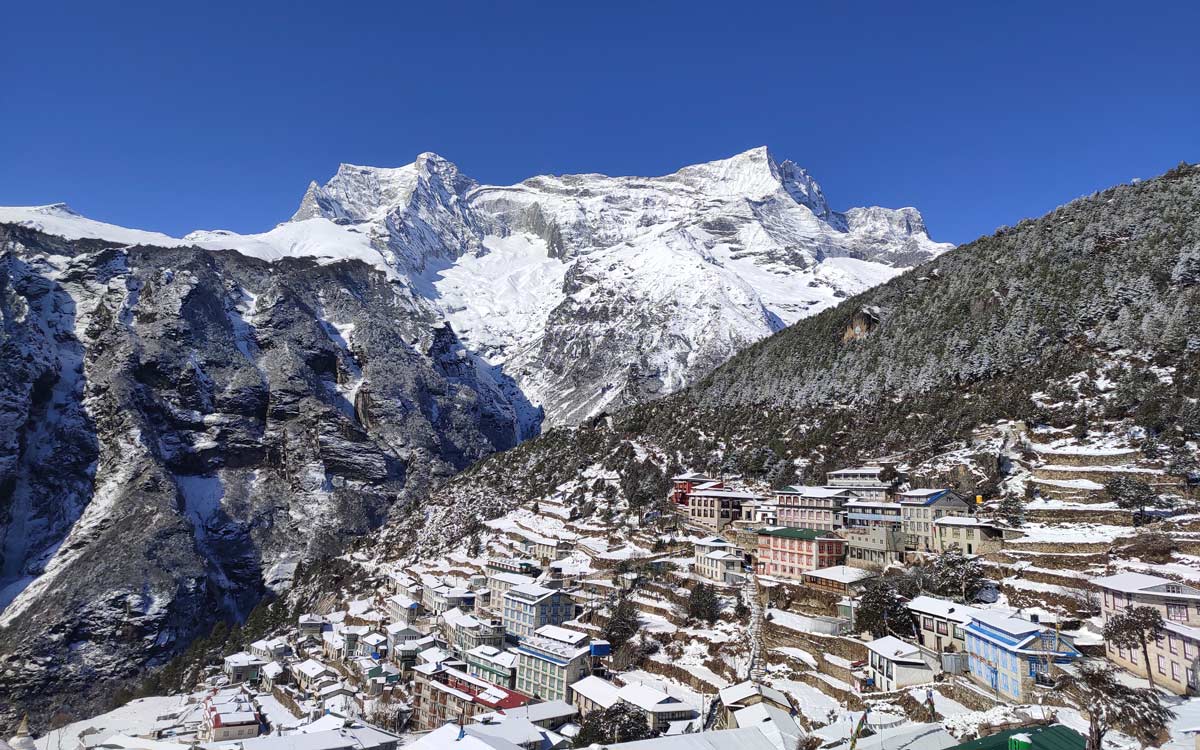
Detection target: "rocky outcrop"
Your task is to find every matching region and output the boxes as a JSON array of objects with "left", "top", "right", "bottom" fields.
[{"left": 0, "top": 225, "right": 532, "bottom": 728}]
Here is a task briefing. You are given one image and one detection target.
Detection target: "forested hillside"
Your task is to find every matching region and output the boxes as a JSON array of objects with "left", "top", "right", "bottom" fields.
[{"left": 405, "top": 163, "right": 1200, "bottom": 551}]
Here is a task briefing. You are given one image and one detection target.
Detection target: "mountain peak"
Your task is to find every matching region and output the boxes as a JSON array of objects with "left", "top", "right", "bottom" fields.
[{"left": 291, "top": 154, "right": 475, "bottom": 224}]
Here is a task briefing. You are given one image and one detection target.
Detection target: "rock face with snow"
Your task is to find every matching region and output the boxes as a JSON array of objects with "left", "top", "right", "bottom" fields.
[
  {"left": 1, "top": 147, "right": 950, "bottom": 427},
  {"left": 289, "top": 147, "right": 951, "bottom": 423},
  {"left": 0, "top": 224, "right": 531, "bottom": 727}
]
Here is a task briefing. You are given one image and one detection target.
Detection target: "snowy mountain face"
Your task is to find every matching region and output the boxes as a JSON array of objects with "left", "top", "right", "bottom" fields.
[
  {"left": 0, "top": 225, "right": 532, "bottom": 726},
  {"left": 1, "top": 147, "right": 950, "bottom": 427}
]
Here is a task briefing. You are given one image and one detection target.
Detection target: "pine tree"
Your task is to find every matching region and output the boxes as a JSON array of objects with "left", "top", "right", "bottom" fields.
[
  {"left": 687, "top": 582, "right": 721, "bottom": 624},
  {"left": 573, "top": 702, "right": 655, "bottom": 746},
  {"left": 604, "top": 596, "right": 642, "bottom": 651},
  {"left": 993, "top": 494, "right": 1025, "bottom": 527},
  {"left": 1055, "top": 660, "right": 1173, "bottom": 750},
  {"left": 856, "top": 578, "right": 913, "bottom": 638},
  {"left": 1102, "top": 606, "right": 1166, "bottom": 689},
  {"left": 1106, "top": 476, "right": 1164, "bottom": 516},
  {"left": 928, "top": 546, "right": 987, "bottom": 603}
]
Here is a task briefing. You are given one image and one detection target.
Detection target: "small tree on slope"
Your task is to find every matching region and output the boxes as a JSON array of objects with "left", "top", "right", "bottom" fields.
[
  {"left": 928, "top": 545, "right": 988, "bottom": 603},
  {"left": 573, "top": 702, "right": 655, "bottom": 747},
  {"left": 857, "top": 577, "right": 913, "bottom": 638},
  {"left": 604, "top": 595, "right": 642, "bottom": 651},
  {"left": 1102, "top": 605, "right": 1166, "bottom": 689},
  {"left": 1055, "top": 660, "right": 1173, "bottom": 750}
]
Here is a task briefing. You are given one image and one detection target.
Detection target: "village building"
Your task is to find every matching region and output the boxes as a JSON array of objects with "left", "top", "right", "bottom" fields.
[
  {"left": 466, "top": 644, "right": 520, "bottom": 689},
  {"left": 443, "top": 607, "right": 507, "bottom": 655},
  {"left": 222, "top": 652, "right": 267, "bottom": 684},
  {"left": 199, "top": 690, "right": 261, "bottom": 742},
  {"left": 385, "top": 623, "right": 424, "bottom": 656},
  {"left": 716, "top": 681, "right": 794, "bottom": 729},
  {"left": 487, "top": 571, "right": 538, "bottom": 613},
  {"left": 1092, "top": 571, "right": 1200, "bottom": 694},
  {"left": 297, "top": 614, "right": 324, "bottom": 637},
  {"left": 385, "top": 594, "right": 420, "bottom": 625},
  {"left": 840, "top": 499, "right": 905, "bottom": 568},
  {"left": 738, "top": 498, "right": 779, "bottom": 526},
  {"left": 671, "top": 472, "right": 721, "bottom": 504},
  {"left": 248, "top": 637, "right": 288, "bottom": 662},
  {"left": 865, "top": 636, "right": 936, "bottom": 692},
  {"left": 932, "top": 516, "right": 1010, "bottom": 556},
  {"left": 476, "top": 700, "right": 579, "bottom": 731},
  {"left": 756, "top": 527, "right": 845, "bottom": 580},
  {"left": 693, "top": 536, "right": 744, "bottom": 584},
  {"left": 514, "top": 625, "right": 593, "bottom": 702},
  {"left": 687, "top": 487, "right": 760, "bottom": 531},
  {"left": 773, "top": 486, "right": 857, "bottom": 531},
  {"left": 502, "top": 583, "right": 574, "bottom": 639},
  {"left": 569, "top": 676, "right": 695, "bottom": 733},
  {"left": 294, "top": 658, "right": 335, "bottom": 691},
  {"left": 258, "top": 660, "right": 287, "bottom": 692},
  {"left": 358, "top": 631, "right": 388, "bottom": 658},
  {"left": 898, "top": 489, "right": 969, "bottom": 553},
  {"left": 825, "top": 465, "right": 897, "bottom": 502},
  {"left": 907, "top": 595, "right": 981, "bottom": 658},
  {"left": 964, "top": 611, "right": 1081, "bottom": 702},
  {"left": 488, "top": 557, "right": 542, "bottom": 576},
  {"left": 411, "top": 661, "right": 530, "bottom": 731},
  {"left": 800, "top": 565, "right": 876, "bottom": 596},
  {"left": 465, "top": 715, "right": 565, "bottom": 750},
  {"left": 424, "top": 583, "right": 476, "bottom": 615}
]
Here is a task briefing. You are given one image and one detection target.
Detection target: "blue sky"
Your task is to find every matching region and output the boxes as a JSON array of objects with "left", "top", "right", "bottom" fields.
[{"left": 2, "top": 1, "right": 1197, "bottom": 245}]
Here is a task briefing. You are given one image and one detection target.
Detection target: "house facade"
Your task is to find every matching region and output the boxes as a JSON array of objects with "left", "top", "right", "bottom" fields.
[
  {"left": 514, "top": 625, "right": 593, "bottom": 702},
  {"left": 932, "top": 516, "right": 1008, "bottom": 556},
  {"left": 411, "top": 662, "right": 529, "bottom": 730},
  {"left": 865, "top": 636, "right": 935, "bottom": 692},
  {"left": 465, "top": 645, "right": 519, "bottom": 689},
  {"left": 671, "top": 473, "right": 720, "bottom": 504},
  {"left": 687, "top": 487, "right": 760, "bottom": 531},
  {"left": 1093, "top": 571, "right": 1200, "bottom": 695},
  {"left": 825, "top": 465, "right": 896, "bottom": 501},
  {"left": 840, "top": 500, "right": 905, "bottom": 568},
  {"left": 964, "top": 611, "right": 1080, "bottom": 702},
  {"left": 694, "top": 536, "right": 744, "bottom": 584},
  {"left": 502, "top": 583, "right": 574, "bottom": 639},
  {"left": 773, "top": 486, "right": 856, "bottom": 531},
  {"left": 898, "top": 489, "right": 969, "bottom": 552},
  {"left": 756, "top": 527, "right": 845, "bottom": 580}
]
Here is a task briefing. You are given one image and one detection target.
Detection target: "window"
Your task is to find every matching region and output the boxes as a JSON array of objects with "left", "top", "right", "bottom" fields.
[
  {"left": 1159, "top": 655, "right": 1168, "bottom": 675},
  {"left": 922, "top": 617, "right": 934, "bottom": 631},
  {"left": 1168, "top": 603, "right": 1189, "bottom": 621},
  {"left": 1173, "top": 662, "right": 1182, "bottom": 682}
]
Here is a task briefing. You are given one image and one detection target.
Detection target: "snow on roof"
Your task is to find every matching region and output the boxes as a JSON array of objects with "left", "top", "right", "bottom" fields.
[
  {"left": 907, "top": 595, "right": 982, "bottom": 624},
  {"left": 489, "top": 572, "right": 536, "bottom": 585},
  {"left": 534, "top": 624, "right": 588, "bottom": 645},
  {"left": 606, "top": 726, "right": 778, "bottom": 749},
  {"left": 484, "top": 700, "right": 577, "bottom": 723},
  {"left": 776, "top": 485, "right": 853, "bottom": 497},
  {"left": 696, "top": 536, "right": 733, "bottom": 546},
  {"left": 295, "top": 659, "right": 333, "bottom": 679},
  {"left": 410, "top": 723, "right": 525, "bottom": 750},
  {"left": 729, "top": 703, "right": 804, "bottom": 750},
  {"left": 803, "top": 565, "right": 876, "bottom": 584},
  {"left": 1090, "top": 571, "right": 1178, "bottom": 593},
  {"left": 223, "top": 652, "right": 266, "bottom": 667},
  {"left": 570, "top": 675, "right": 621, "bottom": 708},
  {"left": 932, "top": 516, "right": 996, "bottom": 527},
  {"left": 617, "top": 683, "right": 679, "bottom": 712},
  {"left": 689, "top": 487, "right": 764, "bottom": 500},
  {"left": 468, "top": 717, "right": 549, "bottom": 747},
  {"left": 865, "top": 636, "right": 924, "bottom": 663},
  {"left": 468, "top": 645, "right": 519, "bottom": 668},
  {"left": 384, "top": 594, "right": 417, "bottom": 608},
  {"left": 718, "top": 681, "right": 791, "bottom": 709},
  {"left": 968, "top": 610, "right": 1044, "bottom": 636},
  {"left": 505, "top": 582, "right": 557, "bottom": 602}
]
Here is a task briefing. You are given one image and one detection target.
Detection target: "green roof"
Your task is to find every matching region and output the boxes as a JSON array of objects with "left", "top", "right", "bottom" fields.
[
  {"left": 756, "top": 527, "right": 832, "bottom": 540},
  {"left": 949, "top": 725, "right": 1085, "bottom": 750}
]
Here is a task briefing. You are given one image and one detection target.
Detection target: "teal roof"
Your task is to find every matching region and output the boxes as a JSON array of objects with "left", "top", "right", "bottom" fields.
[{"left": 949, "top": 725, "right": 1085, "bottom": 750}]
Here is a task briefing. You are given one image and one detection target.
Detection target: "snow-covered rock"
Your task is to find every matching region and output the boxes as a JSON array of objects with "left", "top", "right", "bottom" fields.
[{"left": 1, "top": 147, "right": 951, "bottom": 425}]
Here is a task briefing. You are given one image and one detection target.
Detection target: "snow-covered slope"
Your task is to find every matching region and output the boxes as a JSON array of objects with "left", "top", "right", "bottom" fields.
[{"left": 1, "top": 147, "right": 951, "bottom": 425}]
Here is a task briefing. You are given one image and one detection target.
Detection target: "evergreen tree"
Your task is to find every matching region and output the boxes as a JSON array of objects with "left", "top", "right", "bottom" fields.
[
  {"left": 1102, "top": 606, "right": 1166, "bottom": 689},
  {"left": 1106, "top": 476, "right": 1165, "bottom": 516},
  {"left": 993, "top": 494, "right": 1025, "bottom": 527},
  {"left": 687, "top": 582, "right": 722, "bottom": 624},
  {"left": 856, "top": 577, "right": 913, "bottom": 638},
  {"left": 928, "top": 546, "right": 987, "bottom": 603},
  {"left": 604, "top": 596, "right": 642, "bottom": 651},
  {"left": 573, "top": 702, "right": 655, "bottom": 746},
  {"left": 1055, "top": 661, "right": 1173, "bottom": 750}
]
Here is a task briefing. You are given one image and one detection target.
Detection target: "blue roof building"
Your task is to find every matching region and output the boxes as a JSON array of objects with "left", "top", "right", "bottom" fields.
[{"left": 965, "top": 611, "right": 1080, "bottom": 702}]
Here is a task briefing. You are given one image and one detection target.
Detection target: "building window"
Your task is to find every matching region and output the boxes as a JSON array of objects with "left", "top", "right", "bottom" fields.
[
  {"left": 1158, "top": 655, "right": 1168, "bottom": 675},
  {"left": 1168, "top": 603, "right": 1189, "bottom": 621}
]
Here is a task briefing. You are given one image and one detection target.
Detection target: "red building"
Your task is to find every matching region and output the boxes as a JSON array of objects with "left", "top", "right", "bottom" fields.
[
  {"left": 412, "top": 661, "right": 530, "bottom": 730},
  {"left": 670, "top": 472, "right": 721, "bottom": 505}
]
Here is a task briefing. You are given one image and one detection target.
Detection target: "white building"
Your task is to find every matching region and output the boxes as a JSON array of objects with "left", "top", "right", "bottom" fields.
[
  {"left": 514, "top": 625, "right": 593, "bottom": 702},
  {"left": 693, "top": 536, "right": 744, "bottom": 584},
  {"left": 865, "top": 635, "right": 934, "bottom": 692}
]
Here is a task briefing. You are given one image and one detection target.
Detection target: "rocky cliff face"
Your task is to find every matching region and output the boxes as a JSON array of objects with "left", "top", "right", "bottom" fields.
[
  {"left": 2, "top": 147, "right": 950, "bottom": 428},
  {"left": 0, "top": 225, "right": 531, "bottom": 727}
]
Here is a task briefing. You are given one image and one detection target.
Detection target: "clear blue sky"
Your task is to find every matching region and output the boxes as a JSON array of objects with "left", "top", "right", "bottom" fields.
[{"left": 2, "top": 1, "right": 1197, "bottom": 245}]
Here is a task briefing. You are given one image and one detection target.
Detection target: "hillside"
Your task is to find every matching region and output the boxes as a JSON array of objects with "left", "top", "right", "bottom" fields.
[{"left": 407, "top": 162, "right": 1200, "bottom": 551}]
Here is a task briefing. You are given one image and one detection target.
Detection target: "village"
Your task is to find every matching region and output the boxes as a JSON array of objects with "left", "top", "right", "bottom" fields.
[{"left": 22, "top": 433, "right": 1200, "bottom": 750}]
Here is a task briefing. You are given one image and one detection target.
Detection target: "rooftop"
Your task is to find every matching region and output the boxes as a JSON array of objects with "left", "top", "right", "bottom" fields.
[
  {"left": 803, "top": 565, "right": 876, "bottom": 584},
  {"left": 756, "top": 526, "right": 836, "bottom": 540}
]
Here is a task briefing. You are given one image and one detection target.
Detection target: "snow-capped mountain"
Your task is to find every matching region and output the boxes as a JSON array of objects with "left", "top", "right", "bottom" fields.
[{"left": 0, "top": 147, "right": 950, "bottom": 426}]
